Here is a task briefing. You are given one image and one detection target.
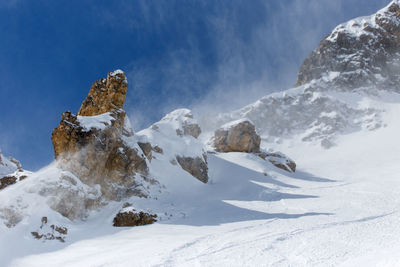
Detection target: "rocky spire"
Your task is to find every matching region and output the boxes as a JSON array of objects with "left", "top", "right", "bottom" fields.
[
  {"left": 78, "top": 70, "right": 128, "bottom": 116},
  {"left": 51, "top": 70, "right": 152, "bottom": 202}
]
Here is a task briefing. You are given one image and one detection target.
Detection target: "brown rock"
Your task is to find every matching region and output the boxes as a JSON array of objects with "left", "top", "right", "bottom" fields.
[
  {"left": 183, "top": 122, "right": 201, "bottom": 139},
  {"left": 214, "top": 120, "right": 260, "bottom": 153},
  {"left": 51, "top": 71, "right": 151, "bottom": 204},
  {"left": 113, "top": 210, "right": 157, "bottom": 227},
  {"left": 137, "top": 142, "right": 164, "bottom": 161},
  {"left": 0, "top": 176, "right": 17, "bottom": 190},
  {"left": 78, "top": 70, "right": 128, "bottom": 116},
  {"left": 176, "top": 154, "right": 208, "bottom": 183},
  {"left": 258, "top": 152, "right": 296, "bottom": 173},
  {"left": 138, "top": 142, "right": 153, "bottom": 161}
]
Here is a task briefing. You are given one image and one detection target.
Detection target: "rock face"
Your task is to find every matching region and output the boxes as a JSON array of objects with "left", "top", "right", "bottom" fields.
[
  {"left": 296, "top": 1, "right": 400, "bottom": 91},
  {"left": 176, "top": 154, "right": 208, "bottom": 183},
  {"left": 78, "top": 70, "right": 128, "bottom": 116},
  {"left": 51, "top": 70, "right": 152, "bottom": 201},
  {"left": 258, "top": 152, "right": 296, "bottom": 173},
  {"left": 214, "top": 120, "right": 261, "bottom": 153},
  {"left": 0, "top": 174, "right": 27, "bottom": 191}
]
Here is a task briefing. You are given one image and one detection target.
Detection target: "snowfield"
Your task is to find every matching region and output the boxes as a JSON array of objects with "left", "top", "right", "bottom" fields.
[{"left": 3, "top": 100, "right": 400, "bottom": 266}]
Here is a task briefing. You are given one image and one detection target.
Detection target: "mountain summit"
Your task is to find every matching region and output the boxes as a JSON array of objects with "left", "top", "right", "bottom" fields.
[{"left": 297, "top": 0, "right": 400, "bottom": 90}]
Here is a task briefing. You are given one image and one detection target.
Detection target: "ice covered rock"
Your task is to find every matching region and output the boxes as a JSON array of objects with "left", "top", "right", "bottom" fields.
[
  {"left": 213, "top": 119, "right": 260, "bottom": 153},
  {"left": 51, "top": 71, "right": 152, "bottom": 201}
]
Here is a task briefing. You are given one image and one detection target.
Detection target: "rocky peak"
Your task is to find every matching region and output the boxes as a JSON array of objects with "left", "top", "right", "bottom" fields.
[
  {"left": 51, "top": 70, "right": 152, "bottom": 202},
  {"left": 78, "top": 70, "right": 128, "bottom": 116},
  {"left": 296, "top": 1, "right": 400, "bottom": 91}
]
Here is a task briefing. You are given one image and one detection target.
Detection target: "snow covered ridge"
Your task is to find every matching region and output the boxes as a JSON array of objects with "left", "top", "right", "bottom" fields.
[
  {"left": 202, "top": 1, "right": 400, "bottom": 148},
  {"left": 296, "top": 0, "right": 400, "bottom": 91},
  {"left": 0, "top": 150, "right": 21, "bottom": 177},
  {"left": 207, "top": 87, "right": 386, "bottom": 148}
]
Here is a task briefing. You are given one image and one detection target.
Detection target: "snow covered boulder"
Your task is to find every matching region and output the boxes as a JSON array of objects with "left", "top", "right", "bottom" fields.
[
  {"left": 213, "top": 119, "right": 261, "bottom": 153},
  {"left": 51, "top": 71, "right": 153, "bottom": 201},
  {"left": 258, "top": 151, "right": 296, "bottom": 173}
]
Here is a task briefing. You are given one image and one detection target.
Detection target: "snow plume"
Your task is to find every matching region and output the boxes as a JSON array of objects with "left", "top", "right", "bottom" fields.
[{"left": 120, "top": 0, "right": 390, "bottom": 131}]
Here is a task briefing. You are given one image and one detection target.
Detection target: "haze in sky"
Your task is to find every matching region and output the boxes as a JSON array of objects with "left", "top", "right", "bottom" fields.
[{"left": 0, "top": 0, "right": 388, "bottom": 170}]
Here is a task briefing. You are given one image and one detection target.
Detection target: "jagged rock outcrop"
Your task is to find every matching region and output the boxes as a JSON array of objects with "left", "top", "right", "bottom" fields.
[
  {"left": 176, "top": 154, "right": 208, "bottom": 183},
  {"left": 51, "top": 70, "right": 152, "bottom": 201},
  {"left": 296, "top": 1, "right": 400, "bottom": 91},
  {"left": 257, "top": 151, "right": 296, "bottom": 173},
  {"left": 113, "top": 205, "right": 157, "bottom": 227},
  {"left": 78, "top": 69, "right": 128, "bottom": 116},
  {"left": 214, "top": 120, "right": 261, "bottom": 153}
]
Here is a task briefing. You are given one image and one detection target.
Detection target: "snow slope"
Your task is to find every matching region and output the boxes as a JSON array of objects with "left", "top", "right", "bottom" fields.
[{"left": 5, "top": 98, "right": 400, "bottom": 266}]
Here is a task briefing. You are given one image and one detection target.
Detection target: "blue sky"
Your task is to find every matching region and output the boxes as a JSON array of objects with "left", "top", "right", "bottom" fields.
[{"left": 0, "top": 0, "right": 389, "bottom": 170}]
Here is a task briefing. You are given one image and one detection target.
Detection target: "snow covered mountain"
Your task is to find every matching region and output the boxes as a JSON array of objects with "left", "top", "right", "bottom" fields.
[{"left": 2, "top": 1, "right": 400, "bottom": 266}]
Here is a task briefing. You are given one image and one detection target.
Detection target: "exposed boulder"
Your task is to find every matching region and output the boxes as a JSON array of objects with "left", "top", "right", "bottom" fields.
[
  {"left": 214, "top": 119, "right": 261, "bottom": 153},
  {"left": 113, "top": 206, "right": 157, "bottom": 227},
  {"left": 0, "top": 174, "right": 27, "bottom": 191},
  {"left": 258, "top": 151, "right": 296, "bottom": 173},
  {"left": 176, "top": 154, "right": 208, "bottom": 183},
  {"left": 51, "top": 70, "right": 152, "bottom": 201},
  {"left": 0, "top": 176, "right": 16, "bottom": 190}
]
